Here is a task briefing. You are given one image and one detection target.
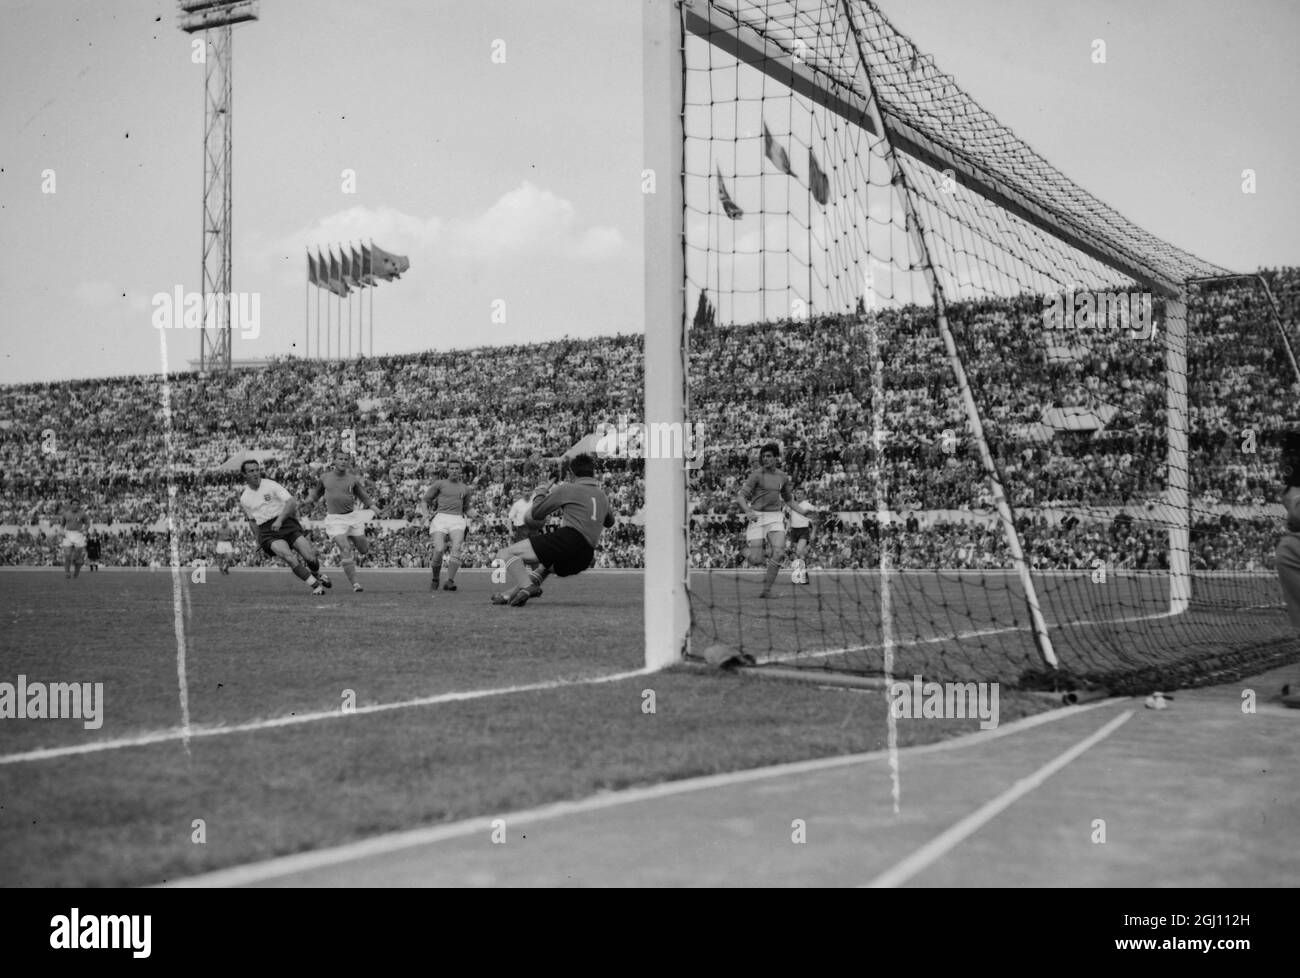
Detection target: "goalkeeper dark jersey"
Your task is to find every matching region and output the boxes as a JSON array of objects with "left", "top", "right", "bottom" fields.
[{"left": 530, "top": 477, "right": 614, "bottom": 548}]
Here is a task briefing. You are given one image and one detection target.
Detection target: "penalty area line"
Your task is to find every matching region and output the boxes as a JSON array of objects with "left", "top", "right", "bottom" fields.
[
  {"left": 863, "top": 708, "right": 1135, "bottom": 888},
  {"left": 160, "top": 696, "right": 1123, "bottom": 887},
  {"left": 0, "top": 667, "right": 653, "bottom": 767}
]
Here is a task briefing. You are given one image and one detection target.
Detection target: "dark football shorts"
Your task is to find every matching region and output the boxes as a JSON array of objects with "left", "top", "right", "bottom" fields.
[
  {"left": 511, "top": 524, "right": 531, "bottom": 543},
  {"left": 258, "top": 517, "right": 306, "bottom": 556},
  {"left": 788, "top": 526, "right": 810, "bottom": 544},
  {"left": 529, "top": 526, "right": 595, "bottom": 577}
]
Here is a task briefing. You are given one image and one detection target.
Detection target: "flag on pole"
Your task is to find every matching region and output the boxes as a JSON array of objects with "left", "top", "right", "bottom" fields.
[
  {"left": 341, "top": 248, "right": 354, "bottom": 288},
  {"left": 327, "top": 249, "right": 350, "bottom": 296},
  {"left": 763, "top": 122, "right": 792, "bottom": 175},
  {"left": 717, "top": 165, "right": 743, "bottom": 220},
  {"left": 809, "top": 148, "right": 830, "bottom": 206},
  {"left": 308, "top": 251, "right": 320, "bottom": 287},
  {"left": 353, "top": 246, "right": 373, "bottom": 286},
  {"left": 370, "top": 243, "right": 410, "bottom": 281}
]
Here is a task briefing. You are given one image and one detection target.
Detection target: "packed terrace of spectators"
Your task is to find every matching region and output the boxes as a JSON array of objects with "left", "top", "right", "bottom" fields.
[{"left": 2, "top": 270, "right": 1295, "bottom": 572}]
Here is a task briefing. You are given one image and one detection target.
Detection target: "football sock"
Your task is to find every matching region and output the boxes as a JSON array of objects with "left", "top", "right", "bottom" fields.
[
  {"left": 445, "top": 554, "right": 461, "bottom": 582},
  {"left": 342, "top": 559, "right": 357, "bottom": 585},
  {"left": 304, "top": 557, "right": 320, "bottom": 574},
  {"left": 529, "top": 566, "right": 551, "bottom": 586},
  {"left": 291, "top": 564, "right": 312, "bottom": 583},
  {"left": 430, "top": 552, "right": 443, "bottom": 584},
  {"left": 503, "top": 554, "right": 530, "bottom": 590},
  {"left": 764, "top": 557, "right": 782, "bottom": 588}
]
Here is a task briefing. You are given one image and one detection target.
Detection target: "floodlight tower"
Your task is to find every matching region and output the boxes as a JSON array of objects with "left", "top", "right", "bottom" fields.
[{"left": 178, "top": 1, "right": 259, "bottom": 373}]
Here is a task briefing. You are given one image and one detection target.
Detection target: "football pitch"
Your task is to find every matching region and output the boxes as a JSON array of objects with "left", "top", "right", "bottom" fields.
[{"left": 0, "top": 566, "right": 1076, "bottom": 887}]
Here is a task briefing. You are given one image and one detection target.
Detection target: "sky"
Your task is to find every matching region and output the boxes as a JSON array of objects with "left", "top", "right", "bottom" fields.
[{"left": 1, "top": 0, "right": 1297, "bottom": 386}]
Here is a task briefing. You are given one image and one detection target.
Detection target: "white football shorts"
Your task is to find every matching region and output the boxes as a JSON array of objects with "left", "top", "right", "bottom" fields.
[
  {"left": 324, "top": 509, "right": 374, "bottom": 538},
  {"left": 430, "top": 513, "right": 469, "bottom": 536},
  {"left": 745, "top": 511, "right": 785, "bottom": 543}
]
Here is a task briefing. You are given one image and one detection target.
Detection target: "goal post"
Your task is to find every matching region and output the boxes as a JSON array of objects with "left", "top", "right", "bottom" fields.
[
  {"left": 643, "top": 0, "right": 690, "bottom": 670},
  {"left": 643, "top": 0, "right": 1298, "bottom": 692}
]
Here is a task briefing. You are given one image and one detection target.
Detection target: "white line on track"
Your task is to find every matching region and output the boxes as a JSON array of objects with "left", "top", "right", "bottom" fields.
[
  {"left": 0, "top": 667, "right": 653, "bottom": 766},
  {"left": 160, "top": 696, "right": 1123, "bottom": 887},
  {"left": 863, "top": 708, "right": 1135, "bottom": 888}
]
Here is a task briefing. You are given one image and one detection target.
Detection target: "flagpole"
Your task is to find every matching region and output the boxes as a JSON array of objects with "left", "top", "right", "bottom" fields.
[
  {"left": 369, "top": 238, "right": 375, "bottom": 358},
  {"left": 305, "top": 250, "right": 310, "bottom": 359},
  {"left": 315, "top": 256, "right": 321, "bottom": 360}
]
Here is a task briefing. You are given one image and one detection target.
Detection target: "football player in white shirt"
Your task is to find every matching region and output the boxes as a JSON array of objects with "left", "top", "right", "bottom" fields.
[
  {"left": 237, "top": 459, "right": 332, "bottom": 595},
  {"left": 785, "top": 487, "right": 819, "bottom": 585}
]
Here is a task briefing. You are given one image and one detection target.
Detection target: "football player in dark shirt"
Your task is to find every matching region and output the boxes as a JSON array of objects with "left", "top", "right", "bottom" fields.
[{"left": 490, "top": 454, "right": 613, "bottom": 607}]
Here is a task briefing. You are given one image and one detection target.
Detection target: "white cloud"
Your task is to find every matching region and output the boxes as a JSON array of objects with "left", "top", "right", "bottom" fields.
[
  {"left": 452, "top": 182, "right": 622, "bottom": 262},
  {"left": 260, "top": 183, "right": 620, "bottom": 279}
]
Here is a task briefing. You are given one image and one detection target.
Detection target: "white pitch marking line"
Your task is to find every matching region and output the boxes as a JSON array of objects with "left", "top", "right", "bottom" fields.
[
  {"left": 160, "top": 697, "right": 1123, "bottom": 887},
  {"left": 864, "top": 708, "right": 1135, "bottom": 888},
  {"left": 157, "top": 324, "right": 192, "bottom": 754},
  {"left": 0, "top": 667, "right": 653, "bottom": 766}
]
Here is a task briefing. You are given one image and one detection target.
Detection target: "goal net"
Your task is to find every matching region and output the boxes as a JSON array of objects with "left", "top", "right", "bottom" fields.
[{"left": 657, "top": 0, "right": 1300, "bottom": 692}]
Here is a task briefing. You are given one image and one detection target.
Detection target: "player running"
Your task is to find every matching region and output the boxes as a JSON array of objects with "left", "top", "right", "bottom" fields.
[
  {"left": 214, "top": 521, "right": 235, "bottom": 575},
  {"left": 491, "top": 454, "right": 613, "bottom": 607},
  {"left": 305, "top": 450, "right": 381, "bottom": 593},
  {"left": 737, "top": 442, "right": 794, "bottom": 598},
  {"left": 59, "top": 497, "right": 91, "bottom": 580},
  {"left": 237, "top": 459, "right": 332, "bottom": 595},
  {"left": 786, "top": 487, "right": 818, "bottom": 584},
  {"left": 422, "top": 460, "right": 473, "bottom": 592}
]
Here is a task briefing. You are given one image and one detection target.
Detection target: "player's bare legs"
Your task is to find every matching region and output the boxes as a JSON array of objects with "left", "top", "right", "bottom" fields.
[
  {"left": 63, "top": 543, "right": 74, "bottom": 579},
  {"left": 429, "top": 530, "right": 448, "bottom": 591},
  {"left": 291, "top": 535, "right": 329, "bottom": 587},
  {"left": 492, "top": 539, "right": 540, "bottom": 605},
  {"left": 760, "top": 528, "right": 787, "bottom": 597},
  {"left": 441, "top": 527, "right": 466, "bottom": 590},
  {"left": 331, "top": 533, "right": 365, "bottom": 591},
  {"left": 267, "top": 538, "right": 329, "bottom": 593}
]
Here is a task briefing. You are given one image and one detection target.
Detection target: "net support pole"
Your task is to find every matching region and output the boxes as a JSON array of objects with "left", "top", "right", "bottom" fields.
[
  {"left": 1165, "top": 292, "right": 1190, "bottom": 613},
  {"left": 643, "top": 0, "right": 689, "bottom": 670}
]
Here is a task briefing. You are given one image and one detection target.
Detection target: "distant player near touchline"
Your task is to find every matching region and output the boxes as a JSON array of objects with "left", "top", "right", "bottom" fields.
[
  {"left": 237, "top": 458, "right": 332, "bottom": 595},
  {"left": 85, "top": 531, "right": 102, "bottom": 572},
  {"left": 214, "top": 520, "right": 236, "bottom": 575},
  {"left": 491, "top": 453, "right": 613, "bottom": 607},
  {"left": 422, "top": 460, "right": 473, "bottom": 592},
  {"left": 737, "top": 442, "right": 794, "bottom": 598},
  {"left": 786, "top": 486, "right": 819, "bottom": 585},
  {"left": 59, "top": 496, "right": 91, "bottom": 580},
  {"left": 305, "top": 450, "right": 381, "bottom": 593}
]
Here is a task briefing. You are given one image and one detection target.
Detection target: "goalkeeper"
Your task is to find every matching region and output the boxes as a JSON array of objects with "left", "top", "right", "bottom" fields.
[{"left": 490, "top": 454, "right": 614, "bottom": 607}]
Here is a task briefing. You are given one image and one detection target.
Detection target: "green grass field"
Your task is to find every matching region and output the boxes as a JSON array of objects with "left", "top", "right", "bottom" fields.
[{"left": 0, "top": 567, "right": 1073, "bottom": 887}]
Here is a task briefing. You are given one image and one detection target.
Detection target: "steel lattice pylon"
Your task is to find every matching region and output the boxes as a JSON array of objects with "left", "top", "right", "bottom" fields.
[
  {"left": 179, "top": 1, "right": 258, "bottom": 373},
  {"left": 199, "top": 25, "right": 233, "bottom": 373}
]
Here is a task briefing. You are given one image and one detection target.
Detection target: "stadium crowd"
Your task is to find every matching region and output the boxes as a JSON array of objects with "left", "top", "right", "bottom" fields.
[{"left": 2, "top": 269, "right": 1295, "bottom": 573}]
